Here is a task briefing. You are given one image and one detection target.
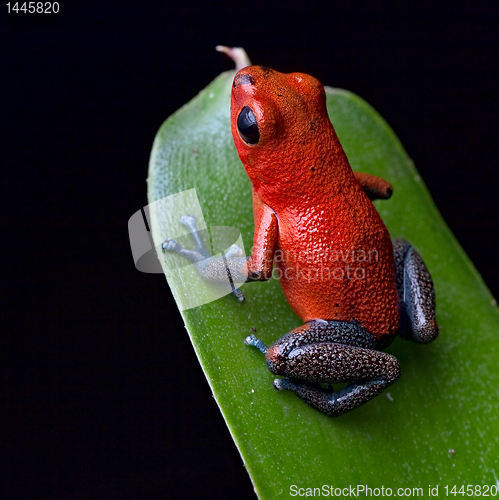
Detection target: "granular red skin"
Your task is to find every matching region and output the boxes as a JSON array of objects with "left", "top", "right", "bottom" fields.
[{"left": 231, "top": 66, "right": 400, "bottom": 338}]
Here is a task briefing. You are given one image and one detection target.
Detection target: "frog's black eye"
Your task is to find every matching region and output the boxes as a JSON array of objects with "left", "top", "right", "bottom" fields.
[{"left": 237, "top": 106, "right": 260, "bottom": 145}]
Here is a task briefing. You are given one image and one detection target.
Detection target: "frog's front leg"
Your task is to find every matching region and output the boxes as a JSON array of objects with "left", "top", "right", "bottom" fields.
[
  {"left": 353, "top": 172, "right": 393, "bottom": 200},
  {"left": 245, "top": 320, "right": 400, "bottom": 417},
  {"left": 163, "top": 202, "right": 279, "bottom": 301},
  {"left": 393, "top": 239, "right": 439, "bottom": 343}
]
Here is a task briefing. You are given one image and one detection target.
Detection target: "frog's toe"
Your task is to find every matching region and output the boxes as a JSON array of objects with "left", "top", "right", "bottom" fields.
[
  {"left": 162, "top": 239, "right": 180, "bottom": 252},
  {"left": 179, "top": 214, "right": 198, "bottom": 229},
  {"left": 233, "top": 287, "right": 245, "bottom": 302},
  {"left": 273, "top": 378, "right": 296, "bottom": 392},
  {"left": 244, "top": 334, "right": 268, "bottom": 354},
  {"left": 244, "top": 333, "right": 258, "bottom": 345},
  {"left": 224, "top": 244, "right": 244, "bottom": 258}
]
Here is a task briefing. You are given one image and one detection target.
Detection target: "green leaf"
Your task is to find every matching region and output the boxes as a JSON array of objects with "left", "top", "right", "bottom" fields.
[{"left": 148, "top": 69, "right": 499, "bottom": 498}]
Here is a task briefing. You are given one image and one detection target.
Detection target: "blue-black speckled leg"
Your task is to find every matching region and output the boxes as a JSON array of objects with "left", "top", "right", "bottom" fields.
[
  {"left": 393, "top": 239, "right": 439, "bottom": 343},
  {"left": 245, "top": 320, "right": 401, "bottom": 417}
]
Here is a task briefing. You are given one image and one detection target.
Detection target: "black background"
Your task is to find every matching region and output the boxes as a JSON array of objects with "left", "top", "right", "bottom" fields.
[{"left": 2, "top": 1, "right": 498, "bottom": 498}]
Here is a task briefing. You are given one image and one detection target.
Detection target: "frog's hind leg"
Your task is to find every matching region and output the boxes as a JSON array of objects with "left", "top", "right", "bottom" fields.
[
  {"left": 245, "top": 320, "right": 400, "bottom": 417},
  {"left": 393, "top": 238, "right": 439, "bottom": 343}
]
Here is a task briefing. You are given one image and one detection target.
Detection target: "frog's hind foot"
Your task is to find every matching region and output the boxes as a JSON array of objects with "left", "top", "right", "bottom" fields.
[
  {"left": 245, "top": 334, "right": 268, "bottom": 354},
  {"left": 274, "top": 377, "right": 394, "bottom": 417},
  {"left": 267, "top": 342, "right": 400, "bottom": 416},
  {"left": 273, "top": 378, "right": 296, "bottom": 392},
  {"left": 254, "top": 320, "right": 400, "bottom": 416},
  {"left": 393, "top": 239, "right": 439, "bottom": 344}
]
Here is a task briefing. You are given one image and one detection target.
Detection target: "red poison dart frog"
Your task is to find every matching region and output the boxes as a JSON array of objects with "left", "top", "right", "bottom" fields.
[{"left": 163, "top": 66, "right": 438, "bottom": 416}]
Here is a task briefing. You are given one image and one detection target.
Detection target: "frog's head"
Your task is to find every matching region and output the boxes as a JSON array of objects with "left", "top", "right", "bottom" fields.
[{"left": 231, "top": 65, "right": 342, "bottom": 199}]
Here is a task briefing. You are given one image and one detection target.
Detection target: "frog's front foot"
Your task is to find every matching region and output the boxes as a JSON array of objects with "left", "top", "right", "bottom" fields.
[
  {"left": 161, "top": 237, "right": 208, "bottom": 264},
  {"left": 162, "top": 214, "right": 246, "bottom": 301},
  {"left": 162, "top": 238, "right": 182, "bottom": 252},
  {"left": 161, "top": 214, "right": 211, "bottom": 263}
]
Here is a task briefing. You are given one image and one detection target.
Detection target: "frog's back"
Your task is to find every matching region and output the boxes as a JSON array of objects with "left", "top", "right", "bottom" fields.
[{"left": 274, "top": 174, "right": 400, "bottom": 338}]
